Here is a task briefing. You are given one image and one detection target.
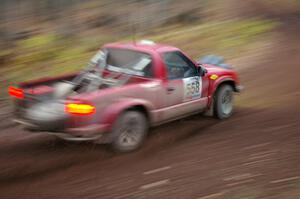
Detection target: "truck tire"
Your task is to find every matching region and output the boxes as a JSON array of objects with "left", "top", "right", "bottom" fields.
[
  {"left": 213, "top": 84, "right": 234, "bottom": 119},
  {"left": 111, "top": 110, "right": 148, "bottom": 152}
]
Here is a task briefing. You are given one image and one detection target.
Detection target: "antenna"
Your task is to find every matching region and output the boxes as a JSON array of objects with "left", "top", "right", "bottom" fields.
[
  {"left": 132, "top": 20, "right": 136, "bottom": 46},
  {"left": 130, "top": 13, "right": 137, "bottom": 46}
]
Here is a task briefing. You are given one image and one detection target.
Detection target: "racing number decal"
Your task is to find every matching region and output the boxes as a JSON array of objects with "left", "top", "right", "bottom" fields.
[
  {"left": 186, "top": 80, "right": 199, "bottom": 95},
  {"left": 183, "top": 76, "right": 202, "bottom": 101}
]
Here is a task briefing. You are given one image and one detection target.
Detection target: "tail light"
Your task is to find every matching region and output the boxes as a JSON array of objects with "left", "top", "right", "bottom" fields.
[
  {"left": 8, "top": 86, "right": 24, "bottom": 99},
  {"left": 65, "top": 102, "right": 96, "bottom": 115}
]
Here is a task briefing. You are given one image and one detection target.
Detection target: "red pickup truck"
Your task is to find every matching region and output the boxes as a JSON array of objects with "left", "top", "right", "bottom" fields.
[{"left": 9, "top": 40, "right": 242, "bottom": 152}]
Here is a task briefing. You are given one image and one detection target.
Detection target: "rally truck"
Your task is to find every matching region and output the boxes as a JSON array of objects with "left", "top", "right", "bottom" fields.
[{"left": 9, "top": 40, "right": 242, "bottom": 152}]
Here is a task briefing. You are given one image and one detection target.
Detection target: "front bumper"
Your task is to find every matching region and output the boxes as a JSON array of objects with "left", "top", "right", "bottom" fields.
[
  {"left": 14, "top": 119, "right": 109, "bottom": 142},
  {"left": 235, "top": 85, "right": 244, "bottom": 92}
]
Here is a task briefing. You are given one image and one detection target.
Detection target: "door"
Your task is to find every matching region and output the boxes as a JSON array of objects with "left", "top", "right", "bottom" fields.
[{"left": 160, "top": 51, "right": 208, "bottom": 121}]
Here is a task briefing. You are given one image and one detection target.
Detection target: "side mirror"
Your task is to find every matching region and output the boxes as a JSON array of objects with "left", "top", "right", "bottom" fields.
[{"left": 197, "top": 65, "right": 207, "bottom": 77}]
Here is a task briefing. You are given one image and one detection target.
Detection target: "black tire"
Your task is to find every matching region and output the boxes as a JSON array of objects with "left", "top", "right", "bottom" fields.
[
  {"left": 213, "top": 84, "right": 234, "bottom": 120},
  {"left": 111, "top": 110, "right": 148, "bottom": 152}
]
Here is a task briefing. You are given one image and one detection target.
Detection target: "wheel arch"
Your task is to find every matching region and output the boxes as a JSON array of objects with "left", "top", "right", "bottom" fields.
[
  {"left": 99, "top": 99, "right": 153, "bottom": 131},
  {"left": 212, "top": 77, "right": 238, "bottom": 95},
  {"left": 125, "top": 105, "right": 150, "bottom": 122},
  {"left": 208, "top": 78, "right": 237, "bottom": 108},
  {"left": 215, "top": 80, "right": 236, "bottom": 93}
]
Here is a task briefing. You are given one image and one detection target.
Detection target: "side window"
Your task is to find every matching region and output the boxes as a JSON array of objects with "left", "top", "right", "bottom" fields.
[{"left": 163, "top": 51, "right": 197, "bottom": 79}]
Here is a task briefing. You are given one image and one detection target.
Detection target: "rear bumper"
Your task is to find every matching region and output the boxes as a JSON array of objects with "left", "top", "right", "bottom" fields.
[{"left": 14, "top": 119, "right": 109, "bottom": 142}]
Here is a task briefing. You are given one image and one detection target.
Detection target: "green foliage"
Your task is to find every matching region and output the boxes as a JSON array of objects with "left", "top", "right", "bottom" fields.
[
  {"left": 18, "top": 34, "right": 57, "bottom": 49},
  {"left": 1, "top": 19, "right": 276, "bottom": 86},
  {"left": 3, "top": 33, "right": 92, "bottom": 83},
  {"left": 148, "top": 19, "right": 277, "bottom": 58},
  {"left": 15, "top": 34, "right": 62, "bottom": 65}
]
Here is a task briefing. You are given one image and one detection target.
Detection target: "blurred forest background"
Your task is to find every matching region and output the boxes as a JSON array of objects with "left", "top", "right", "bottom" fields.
[{"left": 0, "top": 0, "right": 299, "bottom": 104}]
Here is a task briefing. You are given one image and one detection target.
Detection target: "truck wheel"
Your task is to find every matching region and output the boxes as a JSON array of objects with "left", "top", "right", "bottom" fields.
[
  {"left": 213, "top": 84, "right": 234, "bottom": 119},
  {"left": 111, "top": 111, "right": 148, "bottom": 152}
]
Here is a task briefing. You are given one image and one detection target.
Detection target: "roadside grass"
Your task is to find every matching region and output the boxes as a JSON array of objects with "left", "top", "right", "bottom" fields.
[
  {"left": 289, "top": 179, "right": 300, "bottom": 188},
  {"left": 0, "top": 18, "right": 276, "bottom": 100},
  {"left": 227, "top": 187, "right": 260, "bottom": 199},
  {"left": 147, "top": 19, "right": 277, "bottom": 59}
]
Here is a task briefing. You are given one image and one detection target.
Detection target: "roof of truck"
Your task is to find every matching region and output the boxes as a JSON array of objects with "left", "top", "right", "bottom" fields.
[{"left": 103, "top": 40, "right": 180, "bottom": 54}]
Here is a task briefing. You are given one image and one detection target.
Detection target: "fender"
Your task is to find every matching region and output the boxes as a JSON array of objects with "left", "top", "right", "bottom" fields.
[
  {"left": 208, "top": 75, "right": 236, "bottom": 106},
  {"left": 99, "top": 98, "right": 154, "bottom": 130}
]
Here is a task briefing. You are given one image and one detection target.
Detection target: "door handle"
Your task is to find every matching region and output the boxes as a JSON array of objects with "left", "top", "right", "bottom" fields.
[{"left": 167, "top": 87, "right": 175, "bottom": 92}]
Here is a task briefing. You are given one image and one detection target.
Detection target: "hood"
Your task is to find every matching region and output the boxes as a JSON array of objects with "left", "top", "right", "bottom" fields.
[
  {"left": 201, "top": 63, "right": 240, "bottom": 86},
  {"left": 201, "top": 63, "right": 234, "bottom": 75}
]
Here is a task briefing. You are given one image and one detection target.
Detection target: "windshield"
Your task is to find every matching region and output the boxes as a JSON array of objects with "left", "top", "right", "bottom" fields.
[{"left": 105, "top": 48, "right": 153, "bottom": 77}]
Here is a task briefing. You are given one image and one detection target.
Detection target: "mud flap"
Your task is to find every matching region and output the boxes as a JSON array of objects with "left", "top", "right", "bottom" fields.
[{"left": 203, "top": 98, "right": 214, "bottom": 117}]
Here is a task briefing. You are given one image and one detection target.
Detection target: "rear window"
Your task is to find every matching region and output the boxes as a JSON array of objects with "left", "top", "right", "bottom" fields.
[{"left": 105, "top": 48, "right": 153, "bottom": 77}]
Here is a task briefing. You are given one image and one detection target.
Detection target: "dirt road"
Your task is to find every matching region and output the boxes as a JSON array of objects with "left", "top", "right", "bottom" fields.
[{"left": 0, "top": 23, "right": 299, "bottom": 199}]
